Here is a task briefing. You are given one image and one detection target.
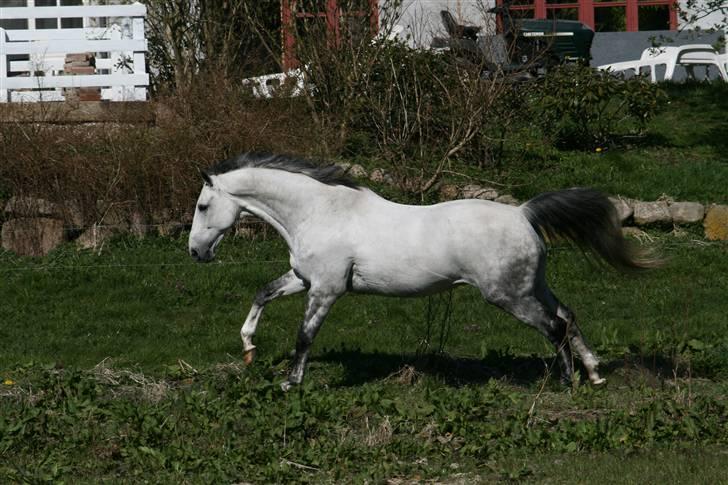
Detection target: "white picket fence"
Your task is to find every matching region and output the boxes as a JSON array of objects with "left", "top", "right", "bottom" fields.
[{"left": 0, "top": 2, "right": 148, "bottom": 102}]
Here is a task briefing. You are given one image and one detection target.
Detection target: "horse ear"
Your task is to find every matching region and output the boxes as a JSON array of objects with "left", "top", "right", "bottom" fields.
[{"left": 199, "top": 168, "right": 213, "bottom": 186}]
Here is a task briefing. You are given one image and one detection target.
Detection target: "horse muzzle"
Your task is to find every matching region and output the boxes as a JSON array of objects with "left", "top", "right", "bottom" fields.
[
  {"left": 189, "top": 232, "right": 224, "bottom": 262},
  {"left": 189, "top": 247, "right": 214, "bottom": 262}
]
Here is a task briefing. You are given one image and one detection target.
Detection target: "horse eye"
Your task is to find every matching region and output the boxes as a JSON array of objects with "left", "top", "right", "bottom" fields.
[{"left": 198, "top": 204, "right": 209, "bottom": 212}]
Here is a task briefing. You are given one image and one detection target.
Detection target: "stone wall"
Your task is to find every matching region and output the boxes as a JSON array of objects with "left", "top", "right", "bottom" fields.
[{"left": 2, "top": 168, "right": 727, "bottom": 257}]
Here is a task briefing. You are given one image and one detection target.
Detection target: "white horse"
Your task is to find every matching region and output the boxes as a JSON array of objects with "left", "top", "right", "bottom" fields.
[{"left": 189, "top": 152, "right": 657, "bottom": 391}]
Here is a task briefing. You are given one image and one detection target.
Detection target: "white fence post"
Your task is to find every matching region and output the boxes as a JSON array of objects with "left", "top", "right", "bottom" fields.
[
  {"left": 132, "top": 10, "right": 147, "bottom": 101},
  {"left": 0, "top": 29, "right": 7, "bottom": 103}
]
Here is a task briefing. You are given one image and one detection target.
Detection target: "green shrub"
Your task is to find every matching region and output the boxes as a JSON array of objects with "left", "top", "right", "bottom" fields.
[
  {"left": 530, "top": 64, "right": 667, "bottom": 149},
  {"left": 301, "top": 39, "right": 512, "bottom": 193}
]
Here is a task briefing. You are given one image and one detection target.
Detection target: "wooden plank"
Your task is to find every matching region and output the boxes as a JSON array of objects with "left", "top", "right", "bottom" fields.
[
  {"left": 3, "top": 73, "right": 149, "bottom": 89},
  {"left": 0, "top": 4, "right": 146, "bottom": 20},
  {"left": 5, "top": 27, "right": 117, "bottom": 41},
  {"left": 0, "top": 101, "right": 156, "bottom": 124},
  {"left": 3, "top": 38, "right": 147, "bottom": 55},
  {"left": 10, "top": 58, "right": 117, "bottom": 72}
]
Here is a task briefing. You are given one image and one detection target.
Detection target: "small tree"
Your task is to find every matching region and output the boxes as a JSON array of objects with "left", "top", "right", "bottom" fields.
[
  {"left": 244, "top": 0, "right": 521, "bottom": 197},
  {"left": 145, "top": 0, "right": 280, "bottom": 93},
  {"left": 678, "top": 0, "right": 728, "bottom": 34}
]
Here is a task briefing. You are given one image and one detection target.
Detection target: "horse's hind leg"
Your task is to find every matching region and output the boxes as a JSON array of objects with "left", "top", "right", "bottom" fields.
[
  {"left": 241, "top": 269, "right": 308, "bottom": 363},
  {"left": 554, "top": 300, "right": 605, "bottom": 385},
  {"left": 537, "top": 287, "right": 605, "bottom": 385},
  {"left": 490, "top": 294, "right": 575, "bottom": 385}
]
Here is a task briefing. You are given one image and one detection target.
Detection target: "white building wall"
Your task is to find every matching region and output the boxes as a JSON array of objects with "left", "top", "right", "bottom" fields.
[{"left": 383, "top": 0, "right": 496, "bottom": 48}]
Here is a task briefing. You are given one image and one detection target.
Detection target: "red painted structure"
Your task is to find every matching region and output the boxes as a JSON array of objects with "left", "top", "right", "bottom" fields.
[
  {"left": 281, "top": 0, "right": 379, "bottom": 69},
  {"left": 280, "top": 0, "right": 678, "bottom": 68},
  {"left": 497, "top": 0, "right": 677, "bottom": 32}
]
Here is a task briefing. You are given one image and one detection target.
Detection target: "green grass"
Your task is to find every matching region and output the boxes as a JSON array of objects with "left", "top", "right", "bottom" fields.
[
  {"left": 2, "top": 235, "right": 728, "bottom": 482},
  {"left": 2, "top": 235, "right": 728, "bottom": 376},
  {"left": 432, "top": 83, "right": 728, "bottom": 204}
]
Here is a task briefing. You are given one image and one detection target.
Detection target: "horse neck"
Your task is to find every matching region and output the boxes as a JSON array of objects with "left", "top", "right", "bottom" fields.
[{"left": 218, "top": 168, "right": 342, "bottom": 245}]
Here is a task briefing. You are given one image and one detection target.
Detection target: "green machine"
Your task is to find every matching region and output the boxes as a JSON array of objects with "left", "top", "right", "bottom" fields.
[
  {"left": 510, "top": 17, "right": 595, "bottom": 68},
  {"left": 436, "top": 5, "right": 595, "bottom": 78}
]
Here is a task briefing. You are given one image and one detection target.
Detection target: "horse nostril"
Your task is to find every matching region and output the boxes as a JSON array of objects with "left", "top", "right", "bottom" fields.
[{"left": 190, "top": 248, "right": 199, "bottom": 259}]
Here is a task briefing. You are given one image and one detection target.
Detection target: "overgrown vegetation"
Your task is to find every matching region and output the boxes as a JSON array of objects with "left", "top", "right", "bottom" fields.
[{"left": 0, "top": 1, "right": 679, "bottom": 218}]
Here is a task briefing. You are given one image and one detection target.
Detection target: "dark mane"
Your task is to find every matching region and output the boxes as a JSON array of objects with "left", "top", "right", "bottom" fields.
[{"left": 206, "top": 152, "right": 360, "bottom": 189}]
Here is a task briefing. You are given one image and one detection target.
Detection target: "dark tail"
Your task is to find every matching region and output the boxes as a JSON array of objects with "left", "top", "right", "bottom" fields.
[{"left": 523, "top": 188, "right": 661, "bottom": 271}]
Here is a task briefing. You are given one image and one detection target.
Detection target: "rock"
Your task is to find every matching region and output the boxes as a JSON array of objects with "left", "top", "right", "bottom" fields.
[
  {"left": 151, "top": 208, "right": 185, "bottom": 237},
  {"left": 495, "top": 194, "right": 520, "bottom": 206},
  {"left": 4, "top": 196, "right": 60, "bottom": 218},
  {"left": 668, "top": 201, "right": 704, "bottom": 224},
  {"left": 60, "top": 201, "right": 85, "bottom": 229},
  {"left": 76, "top": 224, "right": 117, "bottom": 251},
  {"left": 438, "top": 184, "right": 459, "bottom": 201},
  {"left": 157, "top": 222, "right": 185, "bottom": 238},
  {"left": 2, "top": 217, "right": 64, "bottom": 257},
  {"left": 347, "top": 164, "right": 368, "bottom": 178},
  {"left": 130, "top": 211, "right": 149, "bottom": 238},
  {"left": 460, "top": 184, "right": 499, "bottom": 200},
  {"left": 369, "top": 168, "right": 394, "bottom": 185},
  {"left": 633, "top": 200, "right": 671, "bottom": 225},
  {"left": 622, "top": 226, "right": 649, "bottom": 239},
  {"left": 4, "top": 196, "right": 84, "bottom": 228},
  {"left": 96, "top": 201, "right": 129, "bottom": 231},
  {"left": 609, "top": 196, "right": 633, "bottom": 224},
  {"left": 704, "top": 204, "right": 728, "bottom": 241}
]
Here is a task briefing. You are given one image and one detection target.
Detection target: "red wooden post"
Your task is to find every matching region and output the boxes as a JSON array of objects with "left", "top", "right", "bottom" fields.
[
  {"left": 626, "top": 0, "right": 639, "bottom": 31},
  {"left": 579, "top": 0, "right": 595, "bottom": 30},
  {"left": 495, "top": 0, "right": 504, "bottom": 33},
  {"left": 281, "top": 0, "right": 298, "bottom": 69},
  {"left": 534, "top": 0, "right": 547, "bottom": 19},
  {"left": 669, "top": 0, "right": 678, "bottom": 30},
  {"left": 327, "top": 0, "right": 340, "bottom": 47},
  {"left": 369, "top": 0, "right": 379, "bottom": 35}
]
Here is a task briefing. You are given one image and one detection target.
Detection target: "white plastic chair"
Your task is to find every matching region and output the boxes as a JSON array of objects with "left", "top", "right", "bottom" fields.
[
  {"left": 598, "top": 44, "right": 727, "bottom": 83},
  {"left": 597, "top": 47, "right": 672, "bottom": 82},
  {"left": 670, "top": 45, "right": 728, "bottom": 81}
]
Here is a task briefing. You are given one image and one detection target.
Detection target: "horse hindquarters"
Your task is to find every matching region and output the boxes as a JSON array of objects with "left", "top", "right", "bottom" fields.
[{"left": 469, "top": 214, "right": 605, "bottom": 385}]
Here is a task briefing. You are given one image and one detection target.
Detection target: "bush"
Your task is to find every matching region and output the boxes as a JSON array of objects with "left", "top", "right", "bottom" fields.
[
  {"left": 0, "top": 74, "right": 326, "bottom": 227},
  {"left": 298, "top": 37, "right": 514, "bottom": 194},
  {"left": 530, "top": 64, "right": 667, "bottom": 149}
]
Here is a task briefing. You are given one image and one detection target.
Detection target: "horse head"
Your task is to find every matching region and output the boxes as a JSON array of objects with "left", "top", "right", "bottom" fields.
[{"left": 188, "top": 170, "right": 241, "bottom": 262}]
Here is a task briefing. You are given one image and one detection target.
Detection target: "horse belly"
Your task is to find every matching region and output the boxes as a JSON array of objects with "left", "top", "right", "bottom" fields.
[{"left": 349, "top": 260, "right": 460, "bottom": 296}]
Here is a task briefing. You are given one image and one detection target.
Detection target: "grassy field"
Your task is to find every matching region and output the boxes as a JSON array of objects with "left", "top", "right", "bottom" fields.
[
  {"left": 2, "top": 233, "right": 728, "bottom": 483},
  {"left": 2, "top": 84, "right": 728, "bottom": 483}
]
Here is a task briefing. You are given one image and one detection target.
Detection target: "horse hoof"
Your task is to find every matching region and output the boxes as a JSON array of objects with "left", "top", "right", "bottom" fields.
[
  {"left": 591, "top": 377, "right": 606, "bottom": 386},
  {"left": 242, "top": 348, "right": 256, "bottom": 366},
  {"left": 280, "top": 381, "right": 294, "bottom": 392}
]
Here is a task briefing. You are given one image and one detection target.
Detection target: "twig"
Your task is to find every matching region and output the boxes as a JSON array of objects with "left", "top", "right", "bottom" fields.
[{"left": 280, "top": 458, "right": 319, "bottom": 471}]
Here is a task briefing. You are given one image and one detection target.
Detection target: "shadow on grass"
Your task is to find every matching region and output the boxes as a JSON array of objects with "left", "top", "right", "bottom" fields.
[
  {"left": 310, "top": 348, "right": 716, "bottom": 388},
  {"left": 314, "top": 348, "right": 562, "bottom": 387}
]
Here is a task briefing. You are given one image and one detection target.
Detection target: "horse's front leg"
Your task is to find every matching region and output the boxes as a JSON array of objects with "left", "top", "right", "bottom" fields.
[
  {"left": 241, "top": 269, "right": 308, "bottom": 364},
  {"left": 281, "top": 290, "right": 338, "bottom": 391}
]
